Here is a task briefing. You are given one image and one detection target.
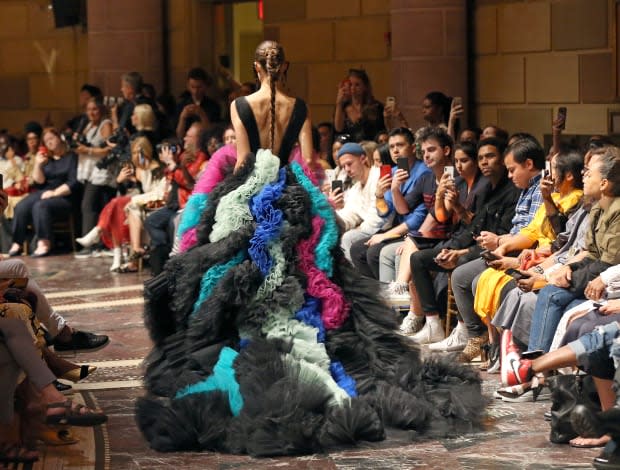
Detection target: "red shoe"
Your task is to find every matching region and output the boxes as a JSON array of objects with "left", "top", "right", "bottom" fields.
[
  {"left": 504, "top": 356, "right": 533, "bottom": 386},
  {"left": 500, "top": 330, "right": 520, "bottom": 386}
]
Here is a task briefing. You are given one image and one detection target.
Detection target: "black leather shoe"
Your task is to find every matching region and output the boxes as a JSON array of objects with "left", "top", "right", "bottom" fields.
[{"left": 53, "top": 330, "right": 109, "bottom": 352}]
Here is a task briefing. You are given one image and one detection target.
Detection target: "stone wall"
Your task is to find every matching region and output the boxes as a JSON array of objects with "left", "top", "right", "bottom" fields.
[
  {"left": 474, "top": 0, "right": 618, "bottom": 142},
  {"left": 0, "top": 1, "right": 88, "bottom": 133},
  {"left": 262, "top": 0, "right": 392, "bottom": 124}
]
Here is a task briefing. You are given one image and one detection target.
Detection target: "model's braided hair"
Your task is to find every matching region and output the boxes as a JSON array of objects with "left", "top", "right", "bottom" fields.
[{"left": 255, "top": 41, "right": 285, "bottom": 152}]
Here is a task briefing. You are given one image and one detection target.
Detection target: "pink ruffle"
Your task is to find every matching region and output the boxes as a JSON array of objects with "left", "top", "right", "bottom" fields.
[
  {"left": 194, "top": 144, "right": 238, "bottom": 195},
  {"left": 179, "top": 228, "right": 198, "bottom": 253},
  {"left": 297, "top": 215, "right": 349, "bottom": 329}
]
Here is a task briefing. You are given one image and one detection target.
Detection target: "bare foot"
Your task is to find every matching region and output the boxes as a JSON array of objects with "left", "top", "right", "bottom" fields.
[{"left": 569, "top": 435, "right": 611, "bottom": 448}]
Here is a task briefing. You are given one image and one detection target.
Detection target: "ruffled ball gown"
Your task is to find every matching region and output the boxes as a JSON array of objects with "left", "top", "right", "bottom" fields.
[{"left": 135, "top": 98, "right": 487, "bottom": 456}]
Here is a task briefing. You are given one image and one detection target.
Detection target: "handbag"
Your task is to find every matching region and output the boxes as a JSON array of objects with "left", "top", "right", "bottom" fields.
[{"left": 547, "top": 373, "right": 601, "bottom": 444}]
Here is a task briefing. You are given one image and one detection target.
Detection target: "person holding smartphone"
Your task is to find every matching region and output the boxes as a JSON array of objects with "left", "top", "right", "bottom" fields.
[
  {"left": 327, "top": 143, "right": 384, "bottom": 261},
  {"left": 175, "top": 68, "right": 221, "bottom": 139},
  {"left": 349, "top": 127, "right": 431, "bottom": 280}
]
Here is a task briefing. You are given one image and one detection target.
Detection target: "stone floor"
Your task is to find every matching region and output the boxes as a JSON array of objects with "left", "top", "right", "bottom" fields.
[{"left": 18, "top": 253, "right": 602, "bottom": 469}]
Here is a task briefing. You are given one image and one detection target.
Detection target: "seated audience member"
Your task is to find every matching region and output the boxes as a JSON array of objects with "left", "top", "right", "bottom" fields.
[
  {"left": 9, "top": 128, "right": 79, "bottom": 257},
  {"left": 317, "top": 122, "right": 335, "bottom": 168},
  {"left": 451, "top": 136, "right": 546, "bottom": 361},
  {"left": 482, "top": 125, "right": 509, "bottom": 142},
  {"left": 145, "top": 123, "right": 208, "bottom": 275},
  {"left": 76, "top": 137, "right": 164, "bottom": 272},
  {"left": 473, "top": 148, "right": 584, "bottom": 356},
  {"left": 129, "top": 103, "right": 159, "bottom": 149},
  {"left": 175, "top": 67, "right": 221, "bottom": 139},
  {"left": 375, "top": 130, "right": 389, "bottom": 145},
  {"left": 406, "top": 138, "right": 515, "bottom": 342},
  {"left": 382, "top": 126, "right": 455, "bottom": 288},
  {"left": 222, "top": 125, "right": 236, "bottom": 147},
  {"left": 334, "top": 69, "right": 385, "bottom": 142},
  {"left": 350, "top": 127, "right": 431, "bottom": 279},
  {"left": 0, "top": 189, "right": 108, "bottom": 352},
  {"left": 395, "top": 141, "right": 484, "bottom": 336},
  {"left": 372, "top": 143, "right": 392, "bottom": 168},
  {"left": 504, "top": 319, "right": 620, "bottom": 460},
  {"left": 524, "top": 147, "right": 620, "bottom": 353},
  {"left": 459, "top": 127, "right": 482, "bottom": 144},
  {"left": 73, "top": 97, "right": 116, "bottom": 255},
  {"left": 328, "top": 142, "right": 384, "bottom": 261},
  {"left": 0, "top": 318, "right": 107, "bottom": 464}
]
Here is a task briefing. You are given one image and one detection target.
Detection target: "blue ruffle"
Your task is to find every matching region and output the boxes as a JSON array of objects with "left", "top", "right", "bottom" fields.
[
  {"left": 329, "top": 361, "right": 358, "bottom": 398},
  {"left": 294, "top": 295, "right": 325, "bottom": 342},
  {"left": 290, "top": 162, "right": 338, "bottom": 277},
  {"left": 175, "top": 346, "right": 244, "bottom": 416},
  {"left": 248, "top": 168, "right": 286, "bottom": 276},
  {"left": 191, "top": 250, "right": 245, "bottom": 317},
  {"left": 177, "top": 193, "right": 208, "bottom": 238}
]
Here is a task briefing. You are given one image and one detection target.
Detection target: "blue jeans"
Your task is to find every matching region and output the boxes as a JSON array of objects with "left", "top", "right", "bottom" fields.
[
  {"left": 568, "top": 321, "right": 620, "bottom": 379},
  {"left": 528, "top": 285, "right": 584, "bottom": 352}
]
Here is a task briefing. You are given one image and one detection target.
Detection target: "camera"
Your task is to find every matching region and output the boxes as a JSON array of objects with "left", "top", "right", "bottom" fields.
[
  {"left": 156, "top": 143, "right": 178, "bottom": 155},
  {"left": 96, "top": 131, "right": 130, "bottom": 169},
  {"left": 61, "top": 131, "right": 89, "bottom": 150}
]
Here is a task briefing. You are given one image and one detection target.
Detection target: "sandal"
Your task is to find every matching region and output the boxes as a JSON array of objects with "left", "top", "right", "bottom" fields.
[
  {"left": 117, "top": 262, "right": 139, "bottom": 273},
  {"left": 25, "top": 423, "right": 79, "bottom": 446},
  {"left": 45, "top": 400, "right": 107, "bottom": 427}
]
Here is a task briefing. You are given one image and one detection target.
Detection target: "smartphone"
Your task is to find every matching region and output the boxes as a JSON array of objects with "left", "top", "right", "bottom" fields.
[
  {"left": 452, "top": 96, "right": 462, "bottom": 108},
  {"left": 386, "top": 96, "right": 396, "bottom": 110},
  {"left": 505, "top": 268, "right": 529, "bottom": 280},
  {"left": 396, "top": 157, "right": 409, "bottom": 173},
  {"left": 139, "top": 148, "right": 145, "bottom": 166},
  {"left": 444, "top": 166, "right": 455, "bottom": 179},
  {"left": 380, "top": 164, "right": 392, "bottom": 179},
  {"left": 108, "top": 96, "right": 116, "bottom": 106},
  {"left": 593, "top": 301, "right": 604, "bottom": 309},
  {"left": 331, "top": 180, "right": 343, "bottom": 193},
  {"left": 545, "top": 160, "right": 552, "bottom": 178},
  {"left": 481, "top": 250, "right": 500, "bottom": 262},
  {"left": 0, "top": 173, "right": 3, "bottom": 188},
  {"left": 557, "top": 107, "right": 567, "bottom": 130}
]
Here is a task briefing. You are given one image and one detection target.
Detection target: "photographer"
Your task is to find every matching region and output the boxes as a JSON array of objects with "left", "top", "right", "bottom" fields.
[
  {"left": 9, "top": 128, "right": 79, "bottom": 257},
  {"left": 73, "top": 97, "right": 116, "bottom": 256},
  {"left": 145, "top": 123, "right": 208, "bottom": 275}
]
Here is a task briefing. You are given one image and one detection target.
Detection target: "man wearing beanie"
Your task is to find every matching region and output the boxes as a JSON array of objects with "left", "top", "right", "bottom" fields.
[{"left": 329, "top": 142, "right": 385, "bottom": 261}]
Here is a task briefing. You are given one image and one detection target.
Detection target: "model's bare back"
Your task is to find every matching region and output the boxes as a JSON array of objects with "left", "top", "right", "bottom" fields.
[{"left": 244, "top": 91, "right": 297, "bottom": 156}]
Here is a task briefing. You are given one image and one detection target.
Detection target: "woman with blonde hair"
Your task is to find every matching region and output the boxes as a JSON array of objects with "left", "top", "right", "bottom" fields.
[{"left": 76, "top": 136, "right": 164, "bottom": 271}]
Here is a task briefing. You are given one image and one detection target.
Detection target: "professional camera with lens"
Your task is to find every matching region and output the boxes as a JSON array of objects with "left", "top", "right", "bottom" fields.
[
  {"left": 61, "top": 131, "right": 89, "bottom": 150},
  {"left": 96, "top": 131, "right": 130, "bottom": 169}
]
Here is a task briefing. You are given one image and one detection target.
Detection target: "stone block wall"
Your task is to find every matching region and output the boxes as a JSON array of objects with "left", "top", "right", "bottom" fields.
[
  {"left": 474, "top": 0, "right": 617, "bottom": 143},
  {"left": 262, "top": 0, "right": 392, "bottom": 124},
  {"left": 0, "top": 1, "right": 88, "bottom": 133}
]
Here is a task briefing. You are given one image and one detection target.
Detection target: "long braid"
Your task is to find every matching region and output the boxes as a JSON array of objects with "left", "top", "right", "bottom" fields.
[{"left": 256, "top": 41, "right": 284, "bottom": 153}]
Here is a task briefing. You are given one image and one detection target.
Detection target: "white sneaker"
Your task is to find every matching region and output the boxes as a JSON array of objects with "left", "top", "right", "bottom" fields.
[
  {"left": 428, "top": 322, "right": 468, "bottom": 352},
  {"left": 384, "top": 281, "right": 410, "bottom": 306},
  {"left": 76, "top": 227, "right": 101, "bottom": 248},
  {"left": 411, "top": 316, "right": 445, "bottom": 344},
  {"left": 400, "top": 311, "right": 424, "bottom": 335}
]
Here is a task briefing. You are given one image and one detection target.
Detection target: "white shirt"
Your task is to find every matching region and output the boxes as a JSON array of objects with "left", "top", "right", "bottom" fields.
[{"left": 336, "top": 166, "right": 384, "bottom": 234}]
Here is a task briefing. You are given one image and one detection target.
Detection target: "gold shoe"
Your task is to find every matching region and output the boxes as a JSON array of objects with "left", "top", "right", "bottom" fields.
[
  {"left": 458, "top": 332, "right": 489, "bottom": 363},
  {"left": 30, "top": 424, "right": 79, "bottom": 446},
  {"left": 59, "top": 365, "right": 97, "bottom": 383}
]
